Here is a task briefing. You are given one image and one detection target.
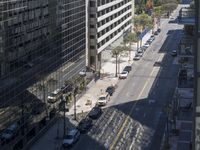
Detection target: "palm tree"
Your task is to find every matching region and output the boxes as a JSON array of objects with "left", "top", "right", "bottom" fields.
[
  {"left": 111, "top": 46, "right": 126, "bottom": 77},
  {"left": 123, "top": 32, "right": 138, "bottom": 61}
]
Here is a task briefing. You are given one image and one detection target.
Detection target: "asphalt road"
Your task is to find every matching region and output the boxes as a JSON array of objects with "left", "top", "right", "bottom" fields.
[{"left": 71, "top": 5, "right": 183, "bottom": 150}]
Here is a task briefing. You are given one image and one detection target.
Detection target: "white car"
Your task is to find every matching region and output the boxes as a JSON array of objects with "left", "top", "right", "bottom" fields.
[
  {"left": 63, "top": 129, "right": 80, "bottom": 147},
  {"left": 97, "top": 94, "right": 108, "bottom": 106},
  {"left": 133, "top": 55, "right": 141, "bottom": 61},
  {"left": 79, "top": 69, "right": 86, "bottom": 76},
  {"left": 119, "top": 71, "right": 128, "bottom": 79},
  {"left": 144, "top": 43, "right": 150, "bottom": 48}
]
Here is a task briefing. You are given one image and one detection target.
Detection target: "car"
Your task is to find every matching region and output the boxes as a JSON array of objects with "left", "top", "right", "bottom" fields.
[
  {"left": 88, "top": 106, "right": 102, "bottom": 119},
  {"left": 171, "top": 50, "right": 177, "bottom": 57},
  {"left": 106, "top": 86, "right": 115, "bottom": 96},
  {"left": 157, "top": 28, "right": 161, "bottom": 32},
  {"left": 0, "top": 123, "right": 19, "bottom": 143},
  {"left": 123, "top": 65, "right": 132, "bottom": 73},
  {"left": 62, "top": 129, "right": 80, "bottom": 147},
  {"left": 154, "top": 31, "right": 158, "bottom": 35},
  {"left": 137, "top": 48, "right": 143, "bottom": 53},
  {"left": 140, "top": 46, "right": 147, "bottom": 51},
  {"left": 79, "top": 69, "right": 86, "bottom": 76},
  {"left": 97, "top": 94, "right": 109, "bottom": 106},
  {"left": 119, "top": 71, "right": 128, "bottom": 79},
  {"left": 146, "top": 39, "right": 152, "bottom": 44},
  {"left": 77, "top": 118, "right": 93, "bottom": 133},
  {"left": 149, "top": 35, "right": 155, "bottom": 41},
  {"left": 144, "top": 43, "right": 150, "bottom": 48},
  {"left": 47, "top": 89, "right": 62, "bottom": 103},
  {"left": 136, "top": 51, "right": 143, "bottom": 57},
  {"left": 133, "top": 55, "right": 141, "bottom": 61}
]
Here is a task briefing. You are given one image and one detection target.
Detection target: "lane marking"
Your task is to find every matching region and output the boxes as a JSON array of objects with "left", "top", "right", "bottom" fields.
[{"left": 109, "top": 54, "right": 162, "bottom": 150}]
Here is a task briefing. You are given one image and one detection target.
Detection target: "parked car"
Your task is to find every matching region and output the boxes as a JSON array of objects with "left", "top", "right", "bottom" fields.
[
  {"left": 133, "top": 55, "right": 141, "bottom": 61},
  {"left": 62, "top": 129, "right": 80, "bottom": 147},
  {"left": 171, "top": 50, "right": 177, "bottom": 57},
  {"left": 157, "top": 28, "right": 161, "bottom": 32},
  {"left": 97, "top": 94, "right": 109, "bottom": 106},
  {"left": 119, "top": 71, "right": 128, "bottom": 79},
  {"left": 88, "top": 106, "right": 102, "bottom": 119},
  {"left": 140, "top": 46, "right": 147, "bottom": 51},
  {"left": 0, "top": 123, "right": 19, "bottom": 143},
  {"left": 47, "top": 89, "right": 62, "bottom": 103},
  {"left": 106, "top": 86, "right": 115, "bottom": 96},
  {"left": 154, "top": 31, "right": 159, "bottom": 35},
  {"left": 77, "top": 118, "right": 93, "bottom": 133},
  {"left": 137, "top": 48, "right": 143, "bottom": 53},
  {"left": 136, "top": 51, "right": 143, "bottom": 57},
  {"left": 123, "top": 65, "right": 132, "bottom": 73},
  {"left": 79, "top": 69, "right": 86, "bottom": 76},
  {"left": 144, "top": 43, "right": 150, "bottom": 48}
]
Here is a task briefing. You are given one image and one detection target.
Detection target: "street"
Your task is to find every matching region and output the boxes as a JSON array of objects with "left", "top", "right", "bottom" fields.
[{"left": 71, "top": 6, "right": 183, "bottom": 150}]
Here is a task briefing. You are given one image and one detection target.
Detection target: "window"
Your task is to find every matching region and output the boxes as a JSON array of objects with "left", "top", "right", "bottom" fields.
[
  {"left": 90, "top": 1, "right": 95, "bottom": 7},
  {"left": 90, "top": 35, "right": 95, "bottom": 39}
]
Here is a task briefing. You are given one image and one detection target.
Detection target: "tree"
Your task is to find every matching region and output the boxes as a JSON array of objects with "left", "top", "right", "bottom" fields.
[
  {"left": 123, "top": 32, "right": 138, "bottom": 61},
  {"left": 134, "top": 14, "right": 153, "bottom": 31},
  {"left": 111, "top": 46, "right": 126, "bottom": 77},
  {"left": 154, "top": 6, "right": 163, "bottom": 28}
]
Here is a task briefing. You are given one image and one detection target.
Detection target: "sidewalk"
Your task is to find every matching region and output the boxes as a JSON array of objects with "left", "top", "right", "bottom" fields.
[{"left": 29, "top": 29, "right": 154, "bottom": 150}]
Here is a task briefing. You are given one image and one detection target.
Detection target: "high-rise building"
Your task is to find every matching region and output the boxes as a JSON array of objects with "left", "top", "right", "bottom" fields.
[
  {"left": 0, "top": 0, "right": 85, "bottom": 149},
  {"left": 86, "top": 0, "right": 134, "bottom": 72},
  {"left": 194, "top": 0, "right": 200, "bottom": 149}
]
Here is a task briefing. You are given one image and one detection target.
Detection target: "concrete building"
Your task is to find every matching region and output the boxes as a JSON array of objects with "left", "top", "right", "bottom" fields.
[
  {"left": 0, "top": 0, "right": 86, "bottom": 149},
  {"left": 86, "top": 0, "right": 134, "bottom": 72}
]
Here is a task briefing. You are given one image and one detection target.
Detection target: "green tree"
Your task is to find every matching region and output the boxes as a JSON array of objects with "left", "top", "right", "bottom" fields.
[
  {"left": 123, "top": 32, "right": 138, "bottom": 61},
  {"left": 111, "top": 46, "right": 126, "bottom": 77},
  {"left": 134, "top": 14, "right": 153, "bottom": 31}
]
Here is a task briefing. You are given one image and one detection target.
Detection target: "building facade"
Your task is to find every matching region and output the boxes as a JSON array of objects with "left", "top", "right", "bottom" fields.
[
  {"left": 86, "top": 0, "right": 133, "bottom": 72},
  {"left": 195, "top": 0, "right": 200, "bottom": 149},
  {"left": 0, "top": 0, "right": 85, "bottom": 149}
]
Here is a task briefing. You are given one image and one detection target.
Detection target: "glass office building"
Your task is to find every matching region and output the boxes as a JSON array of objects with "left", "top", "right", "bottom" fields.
[
  {"left": 0, "top": 0, "right": 85, "bottom": 149},
  {"left": 195, "top": 0, "right": 200, "bottom": 149}
]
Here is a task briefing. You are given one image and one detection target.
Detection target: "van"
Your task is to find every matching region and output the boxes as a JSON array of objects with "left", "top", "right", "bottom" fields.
[{"left": 47, "top": 89, "right": 62, "bottom": 103}]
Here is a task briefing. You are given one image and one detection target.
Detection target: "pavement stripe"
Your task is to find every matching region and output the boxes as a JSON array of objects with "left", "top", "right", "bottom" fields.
[{"left": 109, "top": 54, "right": 163, "bottom": 150}]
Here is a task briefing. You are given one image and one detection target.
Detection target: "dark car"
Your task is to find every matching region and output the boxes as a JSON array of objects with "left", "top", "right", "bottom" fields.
[
  {"left": 171, "top": 50, "right": 177, "bottom": 57},
  {"left": 77, "top": 118, "right": 93, "bottom": 133},
  {"left": 123, "top": 65, "right": 132, "bottom": 73},
  {"left": 157, "top": 28, "right": 161, "bottom": 32},
  {"left": 106, "top": 86, "right": 115, "bottom": 96},
  {"left": 88, "top": 107, "right": 102, "bottom": 119},
  {"left": 154, "top": 31, "right": 158, "bottom": 35}
]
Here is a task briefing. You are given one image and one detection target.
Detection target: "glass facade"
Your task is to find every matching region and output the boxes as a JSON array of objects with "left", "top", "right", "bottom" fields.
[
  {"left": 195, "top": 0, "right": 200, "bottom": 149},
  {"left": 0, "top": 0, "right": 85, "bottom": 148}
]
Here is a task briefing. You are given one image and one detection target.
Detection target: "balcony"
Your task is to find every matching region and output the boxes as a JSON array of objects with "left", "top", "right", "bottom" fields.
[{"left": 178, "top": 7, "right": 195, "bottom": 25}]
